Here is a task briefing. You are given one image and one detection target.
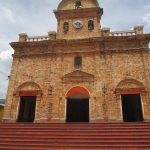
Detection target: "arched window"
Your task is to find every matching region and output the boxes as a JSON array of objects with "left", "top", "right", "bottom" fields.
[
  {"left": 88, "top": 20, "right": 94, "bottom": 30},
  {"left": 148, "top": 42, "right": 150, "bottom": 49},
  {"left": 63, "top": 22, "right": 69, "bottom": 32},
  {"left": 75, "top": 0, "right": 82, "bottom": 9},
  {"left": 74, "top": 56, "right": 82, "bottom": 69}
]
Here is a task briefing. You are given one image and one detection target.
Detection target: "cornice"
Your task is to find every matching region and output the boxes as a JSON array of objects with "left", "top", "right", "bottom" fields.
[
  {"left": 55, "top": 8, "right": 103, "bottom": 19},
  {"left": 10, "top": 34, "right": 150, "bottom": 57},
  {"left": 13, "top": 50, "right": 100, "bottom": 58},
  {"left": 100, "top": 48, "right": 149, "bottom": 55},
  {"left": 13, "top": 47, "right": 149, "bottom": 59},
  {"left": 11, "top": 33, "right": 150, "bottom": 48}
]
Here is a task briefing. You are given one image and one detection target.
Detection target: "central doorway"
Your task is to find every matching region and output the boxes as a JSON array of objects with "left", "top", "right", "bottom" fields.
[
  {"left": 17, "top": 96, "right": 36, "bottom": 122},
  {"left": 121, "top": 94, "right": 144, "bottom": 122},
  {"left": 66, "top": 86, "right": 90, "bottom": 123},
  {"left": 66, "top": 99, "right": 89, "bottom": 122}
]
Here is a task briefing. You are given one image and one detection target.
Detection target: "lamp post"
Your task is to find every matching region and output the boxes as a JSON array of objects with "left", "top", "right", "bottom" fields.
[{"left": 102, "top": 85, "right": 108, "bottom": 121}]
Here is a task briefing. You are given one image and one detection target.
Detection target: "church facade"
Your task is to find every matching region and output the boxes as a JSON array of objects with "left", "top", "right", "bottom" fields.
[{"left": 3, "top": 0, "right": 150, "bottom": 123}]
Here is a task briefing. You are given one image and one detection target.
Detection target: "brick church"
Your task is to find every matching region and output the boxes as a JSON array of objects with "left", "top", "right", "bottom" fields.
[{"left": 3, "top": 0, "right": 150, "bottom": 123}]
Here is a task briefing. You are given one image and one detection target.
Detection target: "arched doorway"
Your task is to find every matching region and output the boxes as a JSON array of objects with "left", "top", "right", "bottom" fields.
[
  {"left": 66, "top": 86, "right": 90, "bottom": 122},
  {"left": 16, "top": 82, "right": 42, "bottom": 123},
  {"left": 116, "top": 79, "right": 145, "bottom": 122}
]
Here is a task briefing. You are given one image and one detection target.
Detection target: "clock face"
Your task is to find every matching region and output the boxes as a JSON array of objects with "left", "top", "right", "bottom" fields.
[{"left": 74, "top": 20, "right": 83, "bottom": 29}]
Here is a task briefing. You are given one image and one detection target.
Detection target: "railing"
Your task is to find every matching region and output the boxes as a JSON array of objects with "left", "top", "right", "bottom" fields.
[
  {"left": 25, "top": 31, "right": 136, "bottom": 42},
  {"left": 109, "top": 31, "right": 136, "bottom": 36},
  {"left": 27, "top": 35, "right": 49, "bottom": 42}
]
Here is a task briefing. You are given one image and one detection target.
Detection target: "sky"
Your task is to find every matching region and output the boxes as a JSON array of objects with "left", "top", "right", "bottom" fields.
[{"left": 0, "top": 0, "right": 150, "bottom": 99}]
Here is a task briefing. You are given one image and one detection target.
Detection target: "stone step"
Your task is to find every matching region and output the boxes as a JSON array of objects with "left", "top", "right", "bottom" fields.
[
  {"left": 0, "top": 145, "right": 150, "bottom": 150},
  {"left": 0, "top": 134, "right": 150, "bottom": 139},
  {"left": 0, "top": 128, "right": 150, "bottom": 132},
  {"left": 0, "top": 126, "right": 150, "bottom": 129},
  {"left": 0, "top": 135, "right": 150, "bottom": 139},
  {"left": 0, "top": 122, "right": 149, "bottom": 149},
  {"left": 0, "top": 122, "right": 150, "bottom": 127},
  {"left": 1, "top": 122, "right": 150, "bottom": 124},
  {"left": 0, "top": 130, "right": 149, "bottom": 135},
  {"left": 0, "top": 141, "right": 150, "bottom": 146},
  {"left": 0, "top": 138, "right": 149, "bottom": 143}
]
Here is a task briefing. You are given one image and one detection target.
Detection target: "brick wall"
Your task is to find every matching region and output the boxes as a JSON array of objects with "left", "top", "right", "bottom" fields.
[{"left": 3, "top": 36, "right": 150, "bottom": 122}]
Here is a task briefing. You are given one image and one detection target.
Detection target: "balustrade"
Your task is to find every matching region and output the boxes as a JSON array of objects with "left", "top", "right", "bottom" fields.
[
  {"left": 27, "top": 36, "right": 49, "bottom": 42},
  {"left": 109, "top": 31, "right": 136, "bottom": 36}
]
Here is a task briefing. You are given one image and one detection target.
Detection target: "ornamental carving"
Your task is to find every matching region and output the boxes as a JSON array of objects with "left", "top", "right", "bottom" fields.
[
  {"left": 115, "top": 78, "right": 146, "bottom": 94},
  {"left": 17, "top": 82, "right": 41, "bottom": 91}
]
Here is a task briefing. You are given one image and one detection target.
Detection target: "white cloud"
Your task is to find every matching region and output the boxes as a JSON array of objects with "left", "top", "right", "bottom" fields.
[
  {"left": 143, "top": 13, "right": 150, "bottom": 27},
  {"left": 144, "top": 5, "right": 150, "bottom": 9},
  {"left": 0, "top": 48, "right": 13, "bottom": 61},
  {"left": 0, "top": 7, "right": 16, "bottom": 23},
  {"left": 0, "top": 49, "right": 14, "bottom": 98},
  {"left": 0, "top": 79, "right": 9, "bottom": 99}
]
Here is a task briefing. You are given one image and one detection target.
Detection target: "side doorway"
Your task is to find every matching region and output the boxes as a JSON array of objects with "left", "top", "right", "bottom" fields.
[
  {"left": 17, "top": 96, "right": 36, "bottom": 122},
  {"left": 121, "top": 94, "right": 144, "bottom": 122}
]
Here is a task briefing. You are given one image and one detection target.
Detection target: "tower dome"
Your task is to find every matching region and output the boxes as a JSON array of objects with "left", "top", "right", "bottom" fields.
[{"left": 57, "top": 0, "right": 100, "bottom": 10}]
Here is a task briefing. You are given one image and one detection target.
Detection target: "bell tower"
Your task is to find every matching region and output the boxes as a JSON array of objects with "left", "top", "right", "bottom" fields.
[{"left": 55, "top": 0, "right": 103, "bottom": 39}]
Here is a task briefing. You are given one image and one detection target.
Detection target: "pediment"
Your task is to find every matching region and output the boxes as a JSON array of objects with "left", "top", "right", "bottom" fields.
[
  {"left": 17, "top": 82, "right": 41, "bottom": 91},
  {"left": 62, "top": 70, "right": 94, "bottom": 83}
]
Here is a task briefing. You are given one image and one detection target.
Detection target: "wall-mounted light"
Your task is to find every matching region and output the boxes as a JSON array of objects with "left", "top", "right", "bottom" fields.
[
  {"left": 102, "top": 85, "right": 107, "bottom": 94},
  {"left": 48, "top": 86, "right": 53, "bottom": 95}
]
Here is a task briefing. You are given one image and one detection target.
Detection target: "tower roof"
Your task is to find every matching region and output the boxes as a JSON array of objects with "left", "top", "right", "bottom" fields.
[{"left": 57, "top": 0, "right": 100, "bottom": 10}]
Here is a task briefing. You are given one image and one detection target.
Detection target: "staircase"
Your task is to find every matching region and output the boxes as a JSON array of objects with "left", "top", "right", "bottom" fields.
[{"left": 0, "top": 122, "right": 150, "bottom": 150}]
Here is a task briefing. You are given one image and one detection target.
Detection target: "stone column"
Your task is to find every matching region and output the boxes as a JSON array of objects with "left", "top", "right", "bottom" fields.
[
  {"left": 19, "top": 33, "right": 28, "bottom": 42},
  {"left": 34, "top": 93, "right": 42, "bottom": 122},
  {"left": 11, "top": 93, "right": 20, "bottom": 122},
  {"left": 115, "top": 94, "right": 123, "bottom": 121},
  {"left": 101, "top": 27, "right": 110, "bottom": 37},
  {"left": 141, "top": 93, "right": 150, "bottom": 121},
  {"left": 58, "top": 97, "right": 65, "bottom": 121},
  {"left": 134, "top": 25, "right": 144, "bottom": 35},
  {"left": 48, "top": 31, "right": 56, "bottom": 40}
]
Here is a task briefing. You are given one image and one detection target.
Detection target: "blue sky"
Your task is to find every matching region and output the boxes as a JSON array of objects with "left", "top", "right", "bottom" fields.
[{"left": 0, "top": 0, "right": 150, "bottom": 98}]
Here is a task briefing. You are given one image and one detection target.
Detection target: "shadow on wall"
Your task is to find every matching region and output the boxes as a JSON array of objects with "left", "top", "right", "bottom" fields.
[
  {"left": 0, "top": 105, "right": 4, "bottom": 121},
  {"left": 0, "top": 99, "right": 5, "bottom": 122}
]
